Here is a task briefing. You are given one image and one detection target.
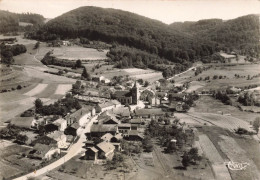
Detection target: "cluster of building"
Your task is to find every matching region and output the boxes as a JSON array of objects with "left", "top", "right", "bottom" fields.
[{"left": 10, "top": 105, "right": 96, "bottom": 161}]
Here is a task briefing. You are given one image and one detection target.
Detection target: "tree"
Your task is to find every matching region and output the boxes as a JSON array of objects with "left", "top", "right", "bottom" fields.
[
  {"left": 181, "top": 147, "right": 201, "bottom": 168},
  {"left": 1, "top": 49, "right": 14, "bottom": 65},
  {"left": 16, "top": 134, "right": 28, "bottom": 144},
  {"left": 75, "top": 60, "right": 82, "bottom": 68},
  {"left": 144, "top": 81, "right": 149, "bottom": 87},
  {"left": 182, "top": 152, "right": 190, "bottom": 169},
  {"left": 81, "top": 67, "right": 91, "bottom": 80},
  {"left": 143, "top": 135, "right": 153, "bottom": 152},
  {"left": 34, "top": 41, "right": 40, "bottom": 49},
  {"left": 34, "top": 98, "right": 43, "bottom": 111},
  {"left": 253, "top": 117, "right": 260, "bottom": 134}
]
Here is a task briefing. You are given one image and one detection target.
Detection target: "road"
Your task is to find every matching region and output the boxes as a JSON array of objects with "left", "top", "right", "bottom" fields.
[
  {"left": 167, "top": 66, "right": 198, "bottom": 81},
  {"left": 13, "top": 115, "right": 98, "bottom": 180}
]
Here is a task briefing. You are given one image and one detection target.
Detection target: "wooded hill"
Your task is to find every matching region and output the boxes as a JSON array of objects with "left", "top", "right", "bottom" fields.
[
  {"left": 26, "top": 6, "right": 219, "bottom": 65},
  {"left": 170, "top": 15, "right": 260, "bottom": 58},
  {"left": 0, "top": 10, "right": 45, "bottom": 33}
]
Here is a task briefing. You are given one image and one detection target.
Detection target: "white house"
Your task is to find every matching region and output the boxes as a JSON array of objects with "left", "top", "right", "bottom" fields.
[
  {"left": 96, "top": 100, "right": 121, "bottom": 113},
  {"left": 47, "top": 131, "right": 67, "bottom": 149},
  {"left": 28, "top": 143, "right": 60, "bottom": 160}
]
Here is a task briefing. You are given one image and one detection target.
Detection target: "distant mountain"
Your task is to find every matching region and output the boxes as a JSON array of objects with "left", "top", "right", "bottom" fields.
[
  {"left": 26, "top": 6, "right": 218, "bottom": 64},
  {"left": 0, "top": 10, "right": 45, "bottom": 33},
  {"left": 170, "top": 15, "right": 260, "bottom": 57}
]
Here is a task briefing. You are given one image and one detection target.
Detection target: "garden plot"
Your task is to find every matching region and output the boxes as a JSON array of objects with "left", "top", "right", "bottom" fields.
[
  {"left": 198, "top": 134, "right": 231, "bottom": 180},
  {"left": 218, "top": 135, "right": 260, "bottom": 180},
  {"left": 54, "top": 84, "right": 72, "bottom": 95},
  {"left": 23, "top": 83, "right": 48, "bottom": 96}
]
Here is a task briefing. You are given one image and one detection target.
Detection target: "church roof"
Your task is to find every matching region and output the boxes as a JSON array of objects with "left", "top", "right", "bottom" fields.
[{"left": 114, "top": 90, "right": 132, "bottom": 98}]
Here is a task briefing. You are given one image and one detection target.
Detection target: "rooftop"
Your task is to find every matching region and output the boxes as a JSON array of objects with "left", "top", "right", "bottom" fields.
[
  {"left": 96, "top": 141, "right": 115, "bottom": 154},
  {"left": 130, "top": 118, "right": 142, "bottom": 124},
  {"left": 91, "top": 124, "right": 117, "bottom": 133},
  {"left": 135, "top": 108, "right": 165, "bottom": 116},
  {"left": 47, "top": 131, "right": 65, "bottom": 141},
  {"left": 101, "top": 133, "right": 113, "bottom": 141},
  {"left": 113, "top": 90, "right": 132, "bottom": 98},
  {"left": 10, "top": 117, "right": 34, "bottom": 128}
]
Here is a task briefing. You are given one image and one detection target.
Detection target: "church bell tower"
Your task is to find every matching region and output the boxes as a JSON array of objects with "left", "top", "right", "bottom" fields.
[{"left": 131, "top": 81, "right": 140, "bottom": 105}]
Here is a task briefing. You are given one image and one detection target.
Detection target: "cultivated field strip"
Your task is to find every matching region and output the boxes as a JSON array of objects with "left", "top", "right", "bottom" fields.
[
  {"left": 23, "top": 83, "right": 48, "bottom": 96},
  {"left": 218, "top": 135, "right": 260, "bottom": 180},
  {"left": 199, "top": 134, "right": 231, "bottom": 180},
  {"left": 188, "top": 113, "right": 252, "bottom": 132}
]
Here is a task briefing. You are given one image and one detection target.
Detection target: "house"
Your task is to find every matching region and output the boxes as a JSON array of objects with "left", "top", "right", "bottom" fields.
[
  {"left": 85, "top": 140, "right": 95, "bottom": 148},
  {"left": 130, "top": 118, "right": 142, "bottom": 126},
  {"left": 112, "top": 82, "right": 140, "bottom": 105},
  {"left": 134, "top": 108, "right": 165, "bottom": 119},
  {"left": 66, "top": 135, "right": 75, "bottom": 143},
  {"left": 219, "top": 52, "right": 236, "bottom": 63},
  {"left": 96, "top": 141, "right": 115, "bottom": 160},
  {"left": 110, "top": 133, "right": 123, "bottom": 151},
  {"left": 97, "top": 112, "right": 119, "bottom": 125},
  {"left": 89, "top": 124, "right": 118, "bottom": 137},
  {"left": 47, "top": 131, "right": 67, "bottom": 149},
  {"left": 118, "top": 124, "right": 131, "bottom": 134},
  {"left": 10, "top": 117, "right": 34, "bottom": 129},
  {"left": 52, "top": 118, "right": 67, "bottom": 131},
  {"left": 85, "top": 147, "right": 99, "bottom": 160},
  {"left": 109, "top": 107, "right": 131, "bottom": 119},
  {"left": 148, "top": 96, "right": 160, "bottom": 106},
  {"left": 31, "top": 135, "right": 57, "bottom": 146},
  {"left": 62, "top": 40, "right": 71, "bottom": 46},
  {"left": 96, "top": 100, "right": 121, "bottom": 113},
  {"left": 168, "top": 93, "right": 186, "bottom": 102},
  {"left": 124, "top": 130, "right": 144, "bottom": 141},
  {"left": 28, "top": 143, "right": 60, "bottom": 160},
  {"left": 31, "top": 118, "right": 47, "bottom": 129},
  {"left": 101, "top": 133, "right": 113, "bottom": 142},
  {"left": 65, "top": 122, "right": 81, "bottom": 136},
  {"left": 66, "top": 106, "right": 95, "bottom": 127}
]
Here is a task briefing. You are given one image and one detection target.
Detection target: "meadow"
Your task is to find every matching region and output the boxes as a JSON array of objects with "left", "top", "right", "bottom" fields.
[{"left": 36, "top": 44, "right": 109, "bottom": 61}]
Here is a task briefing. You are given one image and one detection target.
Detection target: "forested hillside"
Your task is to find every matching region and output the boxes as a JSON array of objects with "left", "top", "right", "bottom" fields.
[
  {"left": 170, "top": 15, "right": 260, "bottom": 58},
  {"left": 26, "top": 6, "right": 219, "bottom": 65},
  {"left": 0, "top": 10, "right": 45, "bottom": 33}
]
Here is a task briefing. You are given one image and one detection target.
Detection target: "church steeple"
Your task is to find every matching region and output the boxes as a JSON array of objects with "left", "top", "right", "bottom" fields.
[
  {"left": 133, "top": 81, "right": 137, "bottom": 88},
  {"left": 131, "top": 81, "right": 139, "bottom": 105}
]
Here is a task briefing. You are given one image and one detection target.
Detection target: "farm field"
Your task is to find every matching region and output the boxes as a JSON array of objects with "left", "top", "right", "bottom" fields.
[
  {"left": 198, "top": 134, "right": 231, "bottom": 180},
  {"left": 191, "top": 64, "right": 260, "bottom": 91},
  {"left": 198, "top": 126, "right": 260, "bottom": 180},
  {"left": 190, "top": 95, "right": 260, "bottom": 123},
  {"left": 188, "top": 112, "right": 252, "bottom": 132},
  {"left": 218, "top": 135, "right": 260, "bottom": 180},
  {"left": 0, "top": 83, "right": 73, "bottom": 124},
  {"left": 36, "top": 44, "right": 109, "bottom": 60}
]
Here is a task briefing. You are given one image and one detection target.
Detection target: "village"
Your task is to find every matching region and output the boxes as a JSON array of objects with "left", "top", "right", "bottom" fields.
[
  {"left": 1, "top": 35, "right": 260, "bottom": 180},
  {"left": 0, "top": 4, "right": 260, "bottom": 180}
]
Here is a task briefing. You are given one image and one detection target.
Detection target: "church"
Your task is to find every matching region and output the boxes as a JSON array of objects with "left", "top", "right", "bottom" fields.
[{"left": 112, "top": 82, "right": 140, "bottom": 105}]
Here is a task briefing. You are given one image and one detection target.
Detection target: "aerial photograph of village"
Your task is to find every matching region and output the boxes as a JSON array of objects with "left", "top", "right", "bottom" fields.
[{"left": 0, "top": 0, "right": 259, "bottom": 179}]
